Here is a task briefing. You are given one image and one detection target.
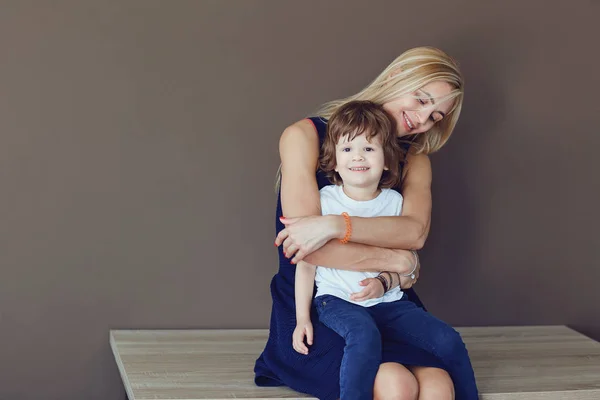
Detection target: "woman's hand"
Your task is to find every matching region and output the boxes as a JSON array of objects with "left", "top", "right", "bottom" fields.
[
  {"left": 350, "top": 260, "right": 420, "bottom": 301},
  {"left": 399, "top": 273, "right": 418, "bottom": 289},
  {"left": 275, "top": 215, "right": 343, "bottom": 263},
  {"left": 349, "top": 278, "right": 385, "bottom": 302},
  {"left": 399, "top": 254, "right": 420, "bottom": 289}
]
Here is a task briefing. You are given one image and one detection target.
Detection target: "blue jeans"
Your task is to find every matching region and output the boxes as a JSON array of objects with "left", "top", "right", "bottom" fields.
[{"left": 314, "top": 294, "right": 479, "bottom": 400}]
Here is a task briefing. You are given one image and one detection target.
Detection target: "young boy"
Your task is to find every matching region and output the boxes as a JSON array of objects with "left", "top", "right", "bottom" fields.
[{"left": 293, "top": 100, "right": 417, "bottom": 400}]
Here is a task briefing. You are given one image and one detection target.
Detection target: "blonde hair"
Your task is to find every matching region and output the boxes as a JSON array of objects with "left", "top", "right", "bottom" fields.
[
  {"left": 315, "top": 46, "right": 463, "bottom": 154},
  {"left": 275, "top": 46, "right": 464, "bottom": 191}
]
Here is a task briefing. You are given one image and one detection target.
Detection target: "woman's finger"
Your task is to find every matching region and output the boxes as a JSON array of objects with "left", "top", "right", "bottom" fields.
[
  {"left": 351, "top": 288, "right": 370, "bottom": 302},
  {"left": 361, "top": 291, "right": 375, "bottom": 301},
  {"left": 285, "top": 244, "right": 298, "bottom": 259},
  {"left": 354, "top": 293, "right": 369, "bottom": 301},
  {"left": 275, "top": 229, "right": 289, "bottom": 246},
  {"left": 279, "top": 216, "right": 300, "bottom": 225},
  {"left": 280, "top": 234, "right": 295, "bottom": 252},
  {"left": 282, "top": 237, "right": 294, "bottom": 254},
  {"left": 291, "top": 248, "right": 307, "bottom": 264},
  {"left": 291, "top": 253, "right": 302, "bottom": 264}
]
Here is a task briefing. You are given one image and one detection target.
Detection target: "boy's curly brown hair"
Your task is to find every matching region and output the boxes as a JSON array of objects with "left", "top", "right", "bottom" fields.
[{"left": 320, "top": 100, "right": 407, "bottom": 189}]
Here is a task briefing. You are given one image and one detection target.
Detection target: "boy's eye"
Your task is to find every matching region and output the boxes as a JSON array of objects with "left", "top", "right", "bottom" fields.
[
  {"left": 342, "top": 147, "right": 351, "bottom": 152},
  {"left": 365, "top": 147, "right": 374, "bottom": 152}
]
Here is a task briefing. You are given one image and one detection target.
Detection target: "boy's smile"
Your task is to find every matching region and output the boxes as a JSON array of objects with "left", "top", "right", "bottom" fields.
[{"left": 335, "top": 133, "right": 387, "bottom": 201}]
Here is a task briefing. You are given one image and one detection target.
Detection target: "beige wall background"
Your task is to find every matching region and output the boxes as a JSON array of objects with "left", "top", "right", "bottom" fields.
[{"left": 1, "top": 1, "right": 598, "bottom": 399}]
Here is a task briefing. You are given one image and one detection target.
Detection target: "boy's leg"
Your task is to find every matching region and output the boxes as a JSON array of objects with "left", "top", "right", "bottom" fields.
[
  {"left": 314, "top": 295, "right": 381, "bottom": 400},
  {"left": 370, "top": 299, "right": 479, "bottom": 400}
]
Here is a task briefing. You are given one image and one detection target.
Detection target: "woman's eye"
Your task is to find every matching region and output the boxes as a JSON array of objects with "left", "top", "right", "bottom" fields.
[{"left": 418, "top": 98, "right": 427, "bottom": 105}]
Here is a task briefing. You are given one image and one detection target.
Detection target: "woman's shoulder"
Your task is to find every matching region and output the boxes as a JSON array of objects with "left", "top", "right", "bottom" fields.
[
  {"left": 401, "top": 151, "right": 432, "bottom": 184},
  {"left": 404, "top": 151, "right": 431, "bottom": 169},
  {"left": 278, "top": 119, "right": 323, "bottom": 170},
  {"left": 280, "top": 118, "right": 326, "bottom": 148}
]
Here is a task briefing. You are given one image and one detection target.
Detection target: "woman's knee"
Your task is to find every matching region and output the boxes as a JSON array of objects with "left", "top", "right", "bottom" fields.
[
  {"left": 374, "top": 362, "right": 419, "bottom": 400},
  {"left": 410, "top": 366, "right": 454, "bottom": 400},
  {"left": 432, "top": 327, "right": 468, "bottom": 360}
]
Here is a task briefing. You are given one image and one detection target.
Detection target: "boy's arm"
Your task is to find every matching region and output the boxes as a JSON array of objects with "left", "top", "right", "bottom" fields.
[
  {"left": 293, "top": 261, "right": 316, "bottom": 355},
  {"left": 295, "top": 261, "right": 317, "bottom": 323}
]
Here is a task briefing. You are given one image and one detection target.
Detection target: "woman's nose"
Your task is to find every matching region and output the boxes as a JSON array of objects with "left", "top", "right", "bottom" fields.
[{"left": 416, "top": 108, "right": 433, "bottom": 126}]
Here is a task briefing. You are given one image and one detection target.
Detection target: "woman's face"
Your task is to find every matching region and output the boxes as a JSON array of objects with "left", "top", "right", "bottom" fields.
[{"left": 383, "top": 80, "right": 455, "bottom": 138}]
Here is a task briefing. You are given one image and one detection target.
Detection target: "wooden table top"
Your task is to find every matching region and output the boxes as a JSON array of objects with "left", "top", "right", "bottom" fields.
[{"left": 110, "top": 325, "right": 600, "bottom": 399}]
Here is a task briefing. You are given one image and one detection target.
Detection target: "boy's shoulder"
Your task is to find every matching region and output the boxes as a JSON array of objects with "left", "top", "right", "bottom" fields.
[
  {"left": 319, "top": 184, "right": 340, "bottom": 205},
  {"left": 319, "top": 184, "right": 340, "bottom": 197},
  {"left": 318, "top": 185, "right": 340, "bottom": 216},
  {"left": 381, "top": 188, "right": 403, "bottom": 199},
  {"left": 379, "top": 188, "right": 404, "bottom": 206}
]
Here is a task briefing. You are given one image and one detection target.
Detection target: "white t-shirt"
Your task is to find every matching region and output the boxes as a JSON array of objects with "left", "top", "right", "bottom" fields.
[{"left": 315, "top": 184, "right": 404, "bottom": 307}]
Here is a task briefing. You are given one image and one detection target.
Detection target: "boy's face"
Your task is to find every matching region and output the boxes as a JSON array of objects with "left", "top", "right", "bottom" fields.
[{"left": 335, "top": 133, "right": 387, "bottom": 190}]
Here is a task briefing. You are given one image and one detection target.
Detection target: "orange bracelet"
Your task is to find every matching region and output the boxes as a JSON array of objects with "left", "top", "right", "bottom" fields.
[{"left": 339, "top": 212, "right": 352, "bottom": 244}]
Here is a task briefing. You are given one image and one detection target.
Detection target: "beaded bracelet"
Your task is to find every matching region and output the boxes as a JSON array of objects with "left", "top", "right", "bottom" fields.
[
  {"left": 377, "top": 271, "right": 395, "bottom": 292},
  {"left": 375, "top": 275, "right": 389, "bottom": 293},
  {"left": 384, "top": 271, "right": 394, "bottom": 289},
  {"left": 339, "top": 212, "right": 352, "bottom": 244}
]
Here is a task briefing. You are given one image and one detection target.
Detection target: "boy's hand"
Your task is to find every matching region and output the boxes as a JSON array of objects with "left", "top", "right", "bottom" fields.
[
  {"left": 349, "top": 277, "right": 384, "bottom": 302},
  {"left": 292, "top": 321, "right": 313, "bottom": 355}
]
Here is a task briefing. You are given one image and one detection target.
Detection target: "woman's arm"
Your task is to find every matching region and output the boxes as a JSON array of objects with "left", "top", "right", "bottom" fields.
[
  {"left": 348, "top": 255, "right": 421, "bottom": 302},
  {"left": 279, "top": 120, "right": 414, "bottom": 275},
  {"left": 343, "top": 153, "right": 433, "bottom": 250}
]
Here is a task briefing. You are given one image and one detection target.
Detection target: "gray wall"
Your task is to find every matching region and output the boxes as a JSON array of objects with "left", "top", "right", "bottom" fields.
[{"left": 1, "top": 1, "right": 598, "bottom": 399}]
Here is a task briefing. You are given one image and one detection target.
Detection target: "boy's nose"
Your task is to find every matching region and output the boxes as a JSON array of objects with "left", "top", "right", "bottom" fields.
[{"left": 352, "top": 152, "right": 364, "bottom": 161}]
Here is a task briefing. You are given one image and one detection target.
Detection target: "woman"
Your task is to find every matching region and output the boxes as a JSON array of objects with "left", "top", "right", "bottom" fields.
[{"left": 255, "top": 47, "right": 478, "bottom": 400}]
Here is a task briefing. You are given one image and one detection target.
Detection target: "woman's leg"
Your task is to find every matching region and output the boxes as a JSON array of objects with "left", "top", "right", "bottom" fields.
[
  {"left": 410, "top": 366, "right": 455, "bottom": 400},
  {"left": 373, "top": 362, "right": 419, "bottom": 400},
  {"left": 371, "top": 300, "right": 479, "bottom": 400}
]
